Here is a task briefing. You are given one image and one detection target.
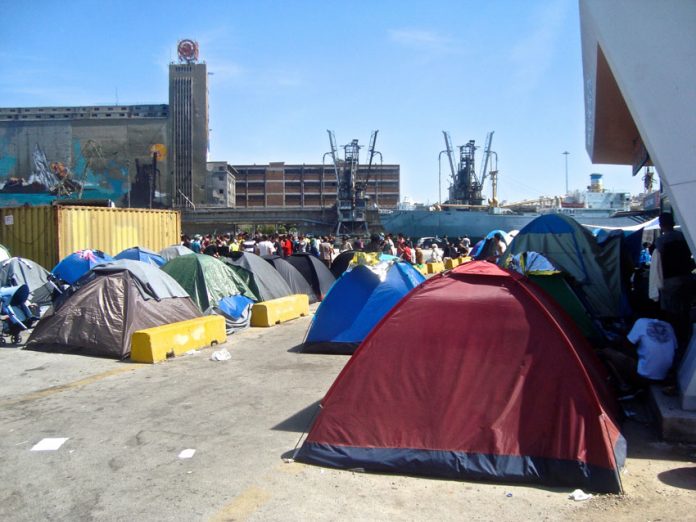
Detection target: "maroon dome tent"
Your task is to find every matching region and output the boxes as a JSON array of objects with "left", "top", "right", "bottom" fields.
[{"left": 297, "top": 261, "right": 625, "bottom": 493}]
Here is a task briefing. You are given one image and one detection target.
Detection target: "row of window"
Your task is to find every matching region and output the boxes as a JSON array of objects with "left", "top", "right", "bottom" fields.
[
  {"left": 1, "top": 113, "right": 166, "bottom": 120},
  {"left": 1, "top": 105, "right": 166, "bottom": 114}
]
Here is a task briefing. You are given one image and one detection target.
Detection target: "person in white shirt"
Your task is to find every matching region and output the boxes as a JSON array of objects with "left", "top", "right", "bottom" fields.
[
  {"left": 600, "top": 317, "right": 677, "bottom": 391},
  {"left": 254, "top": 235, "right": 276, "bottom": 257},
  {"left": 627, "top": 318, "right": 677, "bottom": 380}
]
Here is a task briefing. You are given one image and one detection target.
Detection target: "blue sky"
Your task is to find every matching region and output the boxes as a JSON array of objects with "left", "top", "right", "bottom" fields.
[{"left": 1, "top": 0, "right": 648, "bottom": 204}]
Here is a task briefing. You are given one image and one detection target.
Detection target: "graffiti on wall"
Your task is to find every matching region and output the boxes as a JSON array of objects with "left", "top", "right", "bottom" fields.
[{"left": 0, "top": 122, "right": 169, "bottom": 207}]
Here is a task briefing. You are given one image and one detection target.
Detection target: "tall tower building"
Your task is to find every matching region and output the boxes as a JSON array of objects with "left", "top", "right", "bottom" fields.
[{"left": 169, "top": 39, "right": 208, "bottom": 207}]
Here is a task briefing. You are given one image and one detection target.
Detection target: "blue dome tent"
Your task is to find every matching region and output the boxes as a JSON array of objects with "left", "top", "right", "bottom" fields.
[{"left": 302, "top": 260, "right": 425, "bottom": 354}]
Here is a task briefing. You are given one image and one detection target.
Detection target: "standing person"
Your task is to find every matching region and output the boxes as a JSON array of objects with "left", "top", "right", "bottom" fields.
[
  {"left": 281, "top": 235, "right": 294, "bottom": 258},
  {"left": 365, "top": 234, "right": 381, "bottom": 253},
  {"left": 297, "top": 235, "right": 308, "bottom": 253},
  {"left": 218, "top": 235, "right": 230, "bottom": 257},
  {"left": 383, "top": 234, "right": 396, "bottom": 256},
  {"left": 459, "top": 237, "right": 472, "bottom": 257},
  {"left": 442, "top": 239, "right": 452, "bottom": 259},
  {"left": 190, "top": 235, "right": 202, "bottom": 253},
  {"left": 488, "top": 233, "right": 506, "bottom": 261},
  {"left": 255, "top": 235, "right": 276, "bottom": 257},
  {"left": 414, "top": 247, "right": 425, "bottom": 270},
  {"left": 319, "top": 236, "right": 333, "bottom": 268},
  {"left": 427, "top": 244, "right": 442, "bottom": 263},
  {"left": 340, "top": 236, "right": 353, "bottom": 252},
  {"left": 242, "top": 235, "right": 256, "bottom": 253},
  {"left": 401, "top": 241, "right": 413, "bottom": 264},
  {"left": 649, "top": 212, "right": 695, "bottom": 353},
  {"left": 354, "top": 236, "right": 365, "bottom": 250},
  {"left": 272, "top": 234, "right": 283, "bottom": 257},
  {"left": 309, "top": 237, "right": 320, "bottom": 257}
]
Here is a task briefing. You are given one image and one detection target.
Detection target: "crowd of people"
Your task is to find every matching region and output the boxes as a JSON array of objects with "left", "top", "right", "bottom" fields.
[
  {"left": 178, "top": 231, "right": 478, "bottom": 269},
  {"left": 180, "top": 218, "right": 695, "bottom": 398}
]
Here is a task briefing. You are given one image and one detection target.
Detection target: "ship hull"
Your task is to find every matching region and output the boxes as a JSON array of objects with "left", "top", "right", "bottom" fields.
[{"left": 379, "top": 209, "right": 650, "bottom": 240}]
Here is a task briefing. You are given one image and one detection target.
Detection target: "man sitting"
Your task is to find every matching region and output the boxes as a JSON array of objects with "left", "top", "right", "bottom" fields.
[{"left": 600, "top": 317, "right": 677, "bottom": 393}]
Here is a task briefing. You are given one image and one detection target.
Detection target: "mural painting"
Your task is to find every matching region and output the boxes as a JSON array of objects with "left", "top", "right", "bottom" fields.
[{"left": 0, "top": 119, "right": 170, "bottom": 208}]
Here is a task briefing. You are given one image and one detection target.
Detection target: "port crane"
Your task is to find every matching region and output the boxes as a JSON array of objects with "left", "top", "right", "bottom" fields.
[
  {"left": 442, "top": 131, "right": 494, "bottom": 206},
  {"left": 325, "top": 130, "right": 380, "bottom": 236}
]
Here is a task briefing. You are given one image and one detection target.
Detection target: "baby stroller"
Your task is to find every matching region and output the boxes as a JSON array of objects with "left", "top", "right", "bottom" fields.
[{"left": 0, "top": 284, "right": 38, "bottom": 344}]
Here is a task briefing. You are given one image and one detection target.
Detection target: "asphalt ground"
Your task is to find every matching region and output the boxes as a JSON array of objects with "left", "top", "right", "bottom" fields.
[{"left": 1, "top": 306, "right": 695, "bottom": 521}]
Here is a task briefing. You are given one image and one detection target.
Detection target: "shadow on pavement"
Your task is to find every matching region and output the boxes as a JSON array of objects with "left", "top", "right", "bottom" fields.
[
  {"left": 272, "top": 399, "right": 321, "bottom": 432},
  {"left": 657, "top": 467, "right": 696, "bottom": 490}
]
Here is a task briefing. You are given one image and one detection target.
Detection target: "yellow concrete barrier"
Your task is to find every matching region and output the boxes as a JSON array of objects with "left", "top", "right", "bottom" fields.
[
  {"left": 251, "top": 294, "right": 309, "bottom": 327},
  {"left": 130, "top": 315, "right": 226, "bottom": 363},
  {"left": 426, "top": 262, "right": 445, "bottom": 274},
  {"left": 444, "top": 258, "right": 458, "bottom": 269}
]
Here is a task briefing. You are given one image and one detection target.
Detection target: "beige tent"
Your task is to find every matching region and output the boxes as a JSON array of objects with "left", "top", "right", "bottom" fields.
[{"left": 26, "top": 260, "right": 201, "bottom": 358}]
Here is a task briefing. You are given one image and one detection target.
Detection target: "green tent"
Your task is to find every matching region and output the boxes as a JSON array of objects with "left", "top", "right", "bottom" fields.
[
  {"left": 161, "top": 254, "right": 254, "bottom": 312},
  {"left": 528, "top": 273, "right": 603, "bottom": 344}
]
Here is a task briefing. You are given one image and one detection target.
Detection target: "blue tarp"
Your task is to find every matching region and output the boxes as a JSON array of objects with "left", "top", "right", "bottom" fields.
[
  {"left": 303, "top": 261, "right": 425, "bottom": 354},
  {"left": 115, "top": 246, "right": 166, "bottom": 267},
  {"left": 217, "top": 294, "right": 255, "bottom": 319}
]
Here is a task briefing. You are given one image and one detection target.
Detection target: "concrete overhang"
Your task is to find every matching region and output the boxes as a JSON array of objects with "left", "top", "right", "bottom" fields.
[
  {"left": 580, "top": 0, "right": 696, "bottom": 251},
  {"left": 585, "top": 47, "right": 642, "bottom": 165}
]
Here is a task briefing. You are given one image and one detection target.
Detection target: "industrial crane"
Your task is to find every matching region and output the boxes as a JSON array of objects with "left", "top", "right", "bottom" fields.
[
  {"left": 325, "top": 130, "right": 380, "bottom": 235},
  {"left": 441, "top": 131, "right": 494, "bottom": 206}
]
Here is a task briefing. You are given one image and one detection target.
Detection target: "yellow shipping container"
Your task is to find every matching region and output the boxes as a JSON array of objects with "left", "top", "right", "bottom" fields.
[{"left": 0, "top": 205, "right": 181, "bottom": 270}]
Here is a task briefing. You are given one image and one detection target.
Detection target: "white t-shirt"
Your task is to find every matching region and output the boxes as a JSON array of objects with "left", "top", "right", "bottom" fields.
[
  {"left": 627, "top": 318, "right": 676, "bottom": 380},
  {"left": 256, "top": 240, "right": 275, "bottom": 257}
]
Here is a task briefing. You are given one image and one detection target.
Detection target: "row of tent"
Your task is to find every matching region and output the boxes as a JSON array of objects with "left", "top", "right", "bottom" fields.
[
  {"left": 5, "top": 245, "right": 339, "bottom": 359},
  {"left": 302, "top": 213, "right": 644, "bottom": 355}
]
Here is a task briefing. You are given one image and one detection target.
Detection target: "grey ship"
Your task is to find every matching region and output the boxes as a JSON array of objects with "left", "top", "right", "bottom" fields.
[{"left": 380, "top": 133, "right": 650, "bottom": 240}]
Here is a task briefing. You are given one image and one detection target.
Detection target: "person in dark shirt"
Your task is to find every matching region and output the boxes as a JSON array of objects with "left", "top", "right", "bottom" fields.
[
  {"left": 651, "top": 212, "right": 695, "bottom": 354},
  {"left": 365, "top": 234, "right": 382, "bottom": 253}
]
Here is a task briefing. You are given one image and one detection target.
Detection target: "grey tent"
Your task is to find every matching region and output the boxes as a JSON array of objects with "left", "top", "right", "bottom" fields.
[
  {"left": 263, "top": 255, "right": 317, "bottom": 304},
  {"left": 286, "top": 253, "right": 336, "bottom": 301},
  {"left": 160, "top": 245, "right": 194, "bottom": 261},
  {"left": 26, "top": 260, "right": 201, "bottom": 359},
  {"left": 0, "top": 257, "right": 55, "bottom": 309},
  {"left": 499, "top": 214, "right": 622, "bottom": 318},
  {"left": 222, "top": 251, "right": 293, "bottom": 302}
]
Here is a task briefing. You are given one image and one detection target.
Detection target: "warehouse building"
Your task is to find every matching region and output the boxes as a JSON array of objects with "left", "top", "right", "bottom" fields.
[{"left": 232, "top": 162, "right": 400, "bottom": 210}]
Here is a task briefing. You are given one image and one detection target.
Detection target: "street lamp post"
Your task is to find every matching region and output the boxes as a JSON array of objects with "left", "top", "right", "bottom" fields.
[{"left": 562, "top": 151, "right": 570, "bottom": 195}]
